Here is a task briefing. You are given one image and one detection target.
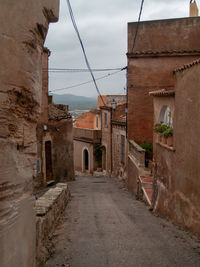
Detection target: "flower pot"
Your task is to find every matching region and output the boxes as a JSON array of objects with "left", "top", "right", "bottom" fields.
[
  {"left": 157, "top": 133, "right": 162, "bottom": 142},
  {"left": 167, "top": 136, "right": 173, "bottom": 147},
  {"left": 162, "top": 136, "right": 167, "bottom": 144}
]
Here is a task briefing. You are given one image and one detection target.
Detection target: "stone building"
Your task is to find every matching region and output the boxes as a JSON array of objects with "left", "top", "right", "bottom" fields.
[
  {"left": 74, "top": 109, "right": 101, "bottom": 130},
  {"left": 126, "top": 2, "right": 200, "bottom": 237},
  {"left": 150, "top": 59, "right": 200, "bottom": 238},
  {"left": 73, "top": 95, "right": 127, "bottom": 176},
  {"left": 35, "top": 48, "right": 74, "bottom": 190},
  {"left": 127, "top": 15, "right": 200, "bottom": 194},
  {"left": 100, "top": 95, "right": 127, "bottom": 176},
  {"left": 73, "top": 108, "right": 101, "bottom": 174},
  {"left": 0, "top": 1, "right": 59, "bottom": 267},
  {"left": 111, "top": 103, "right": 127, "bottom": 180}
]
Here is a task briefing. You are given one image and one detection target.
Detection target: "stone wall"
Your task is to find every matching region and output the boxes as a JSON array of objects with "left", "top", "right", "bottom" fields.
[
  {"left": 35, "top": 183, "right": 70, "bottom": 267},
  {"left": 112, "top": 124, "right": 127, "bottom": 180},
  {"left": 101, "top": 107, "right": 112, "bottom": 174},
  {"left": 49, "top": 118, "right": 75, "bottom": 182},
  {"left": 0, "top": 1, "right": 59, "bottom": 266},
  {"left": 127, "top": 140, "right": 146, "bottom": 194}
]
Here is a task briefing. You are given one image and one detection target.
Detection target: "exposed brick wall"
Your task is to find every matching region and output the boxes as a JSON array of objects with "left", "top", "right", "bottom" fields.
[{"left": 127, "top": 17, "right": 200, "bottom": 145}]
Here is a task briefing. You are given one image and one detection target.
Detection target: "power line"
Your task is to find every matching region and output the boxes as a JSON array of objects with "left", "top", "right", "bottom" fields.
[
  {"left": 66, "top": 0, "right": 106, "bottom": 106},
  {"left": 49, "top": 68, "right": 126, "bottom": 93},
  {"left": 44, "top": 67, "right": 124, "bottom": 73},
  {"left": 131, "top": 0, "right": 145, "bottom": 53}
]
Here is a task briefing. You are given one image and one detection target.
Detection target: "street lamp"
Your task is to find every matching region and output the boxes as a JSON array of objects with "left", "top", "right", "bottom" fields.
[{"left": 111, "top": 99, "right": 116, "bottom": 110}]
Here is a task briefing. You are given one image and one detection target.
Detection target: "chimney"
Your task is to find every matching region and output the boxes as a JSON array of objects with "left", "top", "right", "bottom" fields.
[{"left": 190, "top": 0, "right": 199, "bottom": 17}]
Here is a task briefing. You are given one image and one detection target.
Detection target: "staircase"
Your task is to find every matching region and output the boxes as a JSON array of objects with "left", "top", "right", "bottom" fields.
[{"left": 137, "top": 175, "right": 153, "bottom": 206}]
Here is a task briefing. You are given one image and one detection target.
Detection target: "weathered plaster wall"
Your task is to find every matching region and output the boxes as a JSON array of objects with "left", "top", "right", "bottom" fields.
[
  {"left": 101, "top": 108, "right": 112, "bottom": 174},
  {"left": 73, "top": 140, "right": 95, "bottom": 173},
  {"left": 112, "top": 125, "right": 127, "bottom": 180},
  {"left": 173, "top": 63, "right": 200, "bottom": 236},
  {"left": 153, "top": 62, "right": 200, "bottom": 237},
  {"left": 74, "top": 110, "right": 101, "bottom": 130},
  {"left": 127, "top": 17, "right": 200, "bottom": 145},
  {"left": 0, "top": 1, "right": 59, "bottom": 266},
  {"left": 153, "top": 96, "right": 175, "bottom": 125}
]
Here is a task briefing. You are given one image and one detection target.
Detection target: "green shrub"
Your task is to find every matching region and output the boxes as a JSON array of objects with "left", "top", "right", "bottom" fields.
[{"left": 140, "top": 141, "right": 153, "bottom": 154}]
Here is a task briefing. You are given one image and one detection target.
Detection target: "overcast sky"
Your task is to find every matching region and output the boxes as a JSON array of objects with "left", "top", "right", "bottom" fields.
[{"left": 45, "top": 0, "right": 199, "bottom": 97}]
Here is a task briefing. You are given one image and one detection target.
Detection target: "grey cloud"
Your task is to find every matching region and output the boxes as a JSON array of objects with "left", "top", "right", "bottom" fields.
[{"left": 46, "top": 0, "right": 198, "bottom": 97}]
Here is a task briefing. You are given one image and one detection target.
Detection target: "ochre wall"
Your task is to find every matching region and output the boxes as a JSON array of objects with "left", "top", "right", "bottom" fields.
[
  {"left": 0, "top": 1, "right": 59, "bottom": 266},
  {"left": 173, "top": 63, "right": 200, "bottom": 237},
  {"left": 73, "top": 140, "right": 95, "bottom": 173},
  {"left": 153, "top": 62, "right": 200, "bottom": 237},
  {"left": 74, "top": 111, "right": 101, "bottom": 130}
]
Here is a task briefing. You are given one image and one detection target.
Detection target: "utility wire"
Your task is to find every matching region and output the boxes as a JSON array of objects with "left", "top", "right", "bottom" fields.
[
  {"left": 49, "top": 68, "right": 126, "bottom": 93},
  {"left": 131, "top": 0, "right": 145, "bottom": 53},
  {"left": 66, "top": 0, "right": 106, "bottom": 106},
  {"left": 44, "top": 67, "right": 124, "bottom": 73}
]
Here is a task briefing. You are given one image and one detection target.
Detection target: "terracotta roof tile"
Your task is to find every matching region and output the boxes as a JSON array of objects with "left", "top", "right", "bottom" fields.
[
  {"left": 149, "top": 89, "right": 175, "bottom": 97},
  {"left": 173, "top": 58, "right": 200, "bottom": 73},
  {"left": 127, "top": 50, "right": 200, "bottom": 57}
]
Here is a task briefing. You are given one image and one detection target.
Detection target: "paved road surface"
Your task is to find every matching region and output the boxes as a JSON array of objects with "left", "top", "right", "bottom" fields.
[{"left": 46, "top": 175, "right": 200, "bottom": 267}]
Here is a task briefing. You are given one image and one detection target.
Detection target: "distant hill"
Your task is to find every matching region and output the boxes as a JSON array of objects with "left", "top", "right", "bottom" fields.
[{"left": 52, "top": 93, "right": 97, "bottom": 111}]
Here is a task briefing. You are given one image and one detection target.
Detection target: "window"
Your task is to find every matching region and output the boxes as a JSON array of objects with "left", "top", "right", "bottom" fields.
[
  {"left": 121, "top": 135, "right": 125, "bottom": 164},
  {"left": 159, "top": 105, "right": 173, "bottom": 127},
  {"left": 96, "top": 116, "right": 99, "bottom": 128}
]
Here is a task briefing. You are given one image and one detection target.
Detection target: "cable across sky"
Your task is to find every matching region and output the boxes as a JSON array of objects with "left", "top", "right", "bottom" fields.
[
  {"left": 66, "top": 0, "right": 106, "bottom": 105},
  {"left": 49, "top": 67, "right": 126, "bottom": 93},
  {"left": 44, "top": 67, "right": 124, "bottom": 73}
]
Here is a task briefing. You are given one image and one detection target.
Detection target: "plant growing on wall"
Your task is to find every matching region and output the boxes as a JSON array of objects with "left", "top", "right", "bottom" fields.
[{"left": 140, "top": 141, "right": 153, "bottom": 154}]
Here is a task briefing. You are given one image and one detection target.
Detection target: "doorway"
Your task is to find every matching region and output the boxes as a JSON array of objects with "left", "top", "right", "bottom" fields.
[
  {"left": 83, "top": 149, "right": 89, "bottom": 171},
  {"left": 45, "top": 141, "right": 53, "bottom": 182}
]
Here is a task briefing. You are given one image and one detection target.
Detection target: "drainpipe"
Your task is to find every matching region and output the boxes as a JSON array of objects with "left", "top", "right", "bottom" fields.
[
  {"left": 110, "top": 107, "right": 113, "bottom": 176},
  {"left": 111, "top": 99, "right": 116, "bottom": 176}
]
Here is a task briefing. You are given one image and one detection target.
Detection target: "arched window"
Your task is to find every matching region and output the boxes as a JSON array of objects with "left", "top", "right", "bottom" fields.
[{"left": 158, "top": 105, "right": 173, "bottom": 127}]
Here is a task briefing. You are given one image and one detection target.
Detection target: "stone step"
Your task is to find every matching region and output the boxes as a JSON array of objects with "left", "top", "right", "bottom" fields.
[
  {"left": 142, "top": 187, "right": 153, "bottom": 206},
  {"left": 138, "top": 175, "right": 153, "bottom": 206}
]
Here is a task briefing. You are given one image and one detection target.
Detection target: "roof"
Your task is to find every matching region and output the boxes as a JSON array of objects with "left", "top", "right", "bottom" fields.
[
  {"left": 149, "top": 89, "right": 175, "bottom": 97},
  {"left": 174, "top": 58, "right": 200, "bottom": 73},
  {"left": 127, "top": 50, "right": 200, "bottom": 58}
]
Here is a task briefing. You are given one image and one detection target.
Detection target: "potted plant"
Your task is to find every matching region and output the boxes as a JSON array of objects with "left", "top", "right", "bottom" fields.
[
  {"left": 154, "top": 121, "right": 168, "bottom": 142},
  {"left": 162, "top": 127, "right": 173, "bottom": 146},
  {"left": 140, "top": 141, "right": 153, "bottom": 168}
]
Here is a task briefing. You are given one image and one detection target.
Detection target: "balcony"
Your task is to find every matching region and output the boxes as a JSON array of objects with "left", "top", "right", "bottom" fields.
[{"left": 73, "top": 127, "right": 101, "bottom": 143}]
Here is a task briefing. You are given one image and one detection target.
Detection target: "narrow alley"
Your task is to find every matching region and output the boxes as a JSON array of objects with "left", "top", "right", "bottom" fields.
[{"left": 46, "top": 175, "right": 200, "bottom": 267}]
